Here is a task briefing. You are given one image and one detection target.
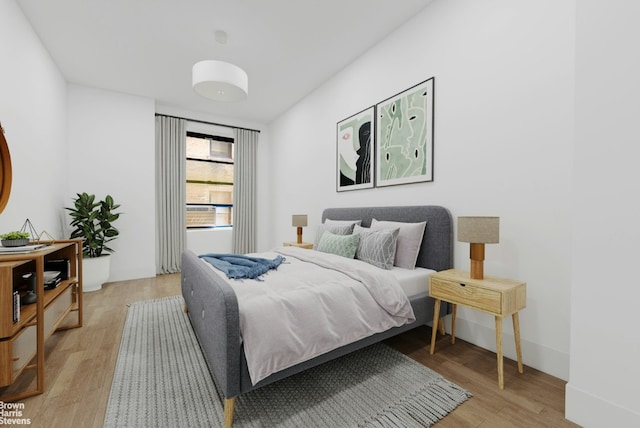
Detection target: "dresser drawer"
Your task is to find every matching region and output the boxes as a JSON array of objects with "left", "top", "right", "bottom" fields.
[
  {"left": 0, "top": 323, "right": 37, "bottom": 387},
  {"left": 44, "top": 285, "right": 73, "bottom": 338},
  {"left": 430, "top": 277, "right": 502, "bottom": 314}
]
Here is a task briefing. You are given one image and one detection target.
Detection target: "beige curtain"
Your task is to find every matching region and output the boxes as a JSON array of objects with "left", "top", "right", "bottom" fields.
[
  {"left": 232, "top": 128, "right": 259, "bottom": 253},
  {"left": 155, "top": 115, "right": 186, "bottom": 273}
]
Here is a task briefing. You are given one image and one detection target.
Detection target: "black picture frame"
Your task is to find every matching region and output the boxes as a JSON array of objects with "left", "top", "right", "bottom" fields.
[
  {"left": 336, "top": 106, "right": 375, "bottom": 192},
  {"left": 375, "top": 77, "right": 434, "bottom": 187}
]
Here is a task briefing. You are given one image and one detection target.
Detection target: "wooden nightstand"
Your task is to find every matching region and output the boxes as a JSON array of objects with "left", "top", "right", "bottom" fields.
[
  {"left": 429, "top": 269, "right": 526, "bottom": 389},
  {"left": 283, "top": 241, "right": 313, "bottom": 249}
]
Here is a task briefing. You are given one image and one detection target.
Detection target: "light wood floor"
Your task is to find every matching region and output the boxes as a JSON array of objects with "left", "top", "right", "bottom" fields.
[{"left": 1, "top": 274, "right": 580, "bottom": 428}]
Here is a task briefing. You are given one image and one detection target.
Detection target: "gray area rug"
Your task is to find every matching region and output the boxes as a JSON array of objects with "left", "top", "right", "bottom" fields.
[{"left": 105, "top": 296, "right": 471, "bottom": 427}]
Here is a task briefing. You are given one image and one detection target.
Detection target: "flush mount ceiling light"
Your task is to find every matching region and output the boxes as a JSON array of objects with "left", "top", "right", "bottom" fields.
[{"left": 192, "top": 60, "right": 248, "bottom": 102}]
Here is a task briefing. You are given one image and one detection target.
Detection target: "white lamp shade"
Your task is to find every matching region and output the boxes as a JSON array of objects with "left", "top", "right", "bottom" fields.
[{"left": 192, "top": 60, "right": 248, "bottom": 102}]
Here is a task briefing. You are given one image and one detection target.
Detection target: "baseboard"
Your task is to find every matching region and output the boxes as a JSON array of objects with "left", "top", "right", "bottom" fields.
[
  {"left": 566, "top": 383, "right": 640, "bottom": 427},
  {"left": 444, "top": 317, "right": 569, "bottom": 381}
]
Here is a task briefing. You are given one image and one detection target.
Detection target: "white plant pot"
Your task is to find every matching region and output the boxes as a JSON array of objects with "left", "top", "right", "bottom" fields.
[{"left": 82, "top": 255, "right": 111, "bottom": 292}]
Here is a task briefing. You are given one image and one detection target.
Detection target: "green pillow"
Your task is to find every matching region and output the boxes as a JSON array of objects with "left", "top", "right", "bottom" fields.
[
  {"left": 316, "top": 231, "right": 360, "bottom": 259},
  {"left": 313, "top": 223, "right": 355, "bottom": 249}
]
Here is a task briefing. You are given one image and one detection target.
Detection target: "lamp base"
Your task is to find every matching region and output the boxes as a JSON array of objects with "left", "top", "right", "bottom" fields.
[
  {"left": 297, "top": 227, "right": 303, "bottom": 244},
  {"left": 469, "top": 243, "right": 485, "bottom": 279}
]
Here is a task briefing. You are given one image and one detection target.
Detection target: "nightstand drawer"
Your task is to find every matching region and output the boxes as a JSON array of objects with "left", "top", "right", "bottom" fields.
[{"left": 430, "top": 277, "right": 501, "bottom": 314}]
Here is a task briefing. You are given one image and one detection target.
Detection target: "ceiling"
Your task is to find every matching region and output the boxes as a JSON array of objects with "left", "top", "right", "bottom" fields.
[{"left": 18, "top": 0, "right": 434, "bottom": 125}]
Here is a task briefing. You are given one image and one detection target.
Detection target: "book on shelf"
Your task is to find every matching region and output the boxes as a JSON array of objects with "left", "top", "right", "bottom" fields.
[
  {"left": 44, "top": 271, "right": 62, "bottom": 289},
  {"left": 13, "top": 291, "right": 20, "bottom": 323},
  {"left": 0, "top": 243, "right": 49, "bottom": 254},
  {"left": 45, "top": 258, "right": 70, "bottom": 280}
]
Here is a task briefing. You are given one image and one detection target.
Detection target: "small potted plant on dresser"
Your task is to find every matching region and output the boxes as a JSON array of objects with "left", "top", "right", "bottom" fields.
[
  {"left": 65, "top": 192, "right": 121, "bottom": 292},
  {"left": 0, "top": 231, "right": 30, "bottom": 247}
]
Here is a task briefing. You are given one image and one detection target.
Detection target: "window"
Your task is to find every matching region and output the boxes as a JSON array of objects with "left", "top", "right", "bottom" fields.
[{"left": 186, "top": 132, "right": 234, "bottom": 228}]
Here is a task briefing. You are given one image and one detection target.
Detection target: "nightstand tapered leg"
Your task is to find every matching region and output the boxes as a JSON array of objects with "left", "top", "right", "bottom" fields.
[
  {"left": 451, "top": 304, "right": 457, "bottom": 344},
  {"left": 430, "top": 299, "right": 441, "bottom": 355},
  {"left": 512, "top": 312, "right": 524, "bottom": 374},
  {"left": 495, "top": 316, "right": 504, "bottom": 389}
]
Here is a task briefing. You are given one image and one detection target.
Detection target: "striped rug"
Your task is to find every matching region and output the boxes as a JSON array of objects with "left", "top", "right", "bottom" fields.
[{"left": 104, "top": 295, "right": 471, "bottom": 427}]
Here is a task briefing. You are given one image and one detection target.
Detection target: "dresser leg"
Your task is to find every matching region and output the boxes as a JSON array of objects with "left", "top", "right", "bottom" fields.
[
  {"left": 495, "top": 316, "right": 504, "bottom": 389},
  {"left": 430, "top": 299, "right": 441, "bottom": 355},
  {"left": 512, "top": 312, "right": 524, "bottom": 374}
]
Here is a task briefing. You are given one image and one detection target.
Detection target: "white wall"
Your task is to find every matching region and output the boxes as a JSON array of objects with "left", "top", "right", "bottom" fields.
[
  {"left": 67, "top": 84, "right": 156, "bottom": 282},
  {"left": 1, "top": 1, "right": 157, "bottom": 284},
  {"left": 264, "top": 0, "right": 575, "bottom": 380},
  {"left": 0, "top": 0, "right": 68, "bottom": 236},
  {"left": 187, "top": 229, "right": 233, "bottom": 255},
  {"left": 566, "top": 0, "right": 640, "bottom": 425}
]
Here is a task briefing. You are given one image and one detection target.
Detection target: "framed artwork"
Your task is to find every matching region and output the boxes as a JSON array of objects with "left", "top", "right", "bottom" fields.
[
  {"left": 375, "top": 77, "right": 434, "bottom": 187},
  {"left": 336, "top": 106, "right": 374, "bottom": 192}
]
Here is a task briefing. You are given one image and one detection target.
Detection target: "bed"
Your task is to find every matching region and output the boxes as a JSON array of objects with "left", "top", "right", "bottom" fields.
[{"left": 181, "top": 205, "right": 453, "bottom": 427}]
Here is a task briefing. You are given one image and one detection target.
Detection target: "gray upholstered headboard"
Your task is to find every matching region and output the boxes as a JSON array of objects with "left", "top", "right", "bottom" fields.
[{"left": 321, "top": 205, "right": 453, "bottom": 272}]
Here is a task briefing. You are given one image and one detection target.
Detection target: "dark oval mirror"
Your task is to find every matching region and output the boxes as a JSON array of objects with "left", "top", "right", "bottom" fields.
[{"left": 0, "top": 122, "right": 12, "bottom": 213}]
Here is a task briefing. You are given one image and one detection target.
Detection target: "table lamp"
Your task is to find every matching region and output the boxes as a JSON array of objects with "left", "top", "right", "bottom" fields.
[
  {"left": 292, "top": 214, "right": 308, "bottom": 244},
  {"left": 457, "top": 216, "right": 499, "bottom": 279}
]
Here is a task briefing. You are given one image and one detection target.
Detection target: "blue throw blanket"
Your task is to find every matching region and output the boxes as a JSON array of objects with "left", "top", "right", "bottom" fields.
[{"left": 199, "top": 253, "right": 286, "bottom": 280}]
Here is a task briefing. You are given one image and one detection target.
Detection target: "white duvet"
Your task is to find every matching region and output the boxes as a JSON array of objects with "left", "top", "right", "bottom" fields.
[{"left": 207, "top": 246, "right": 416, "bottom": 385}]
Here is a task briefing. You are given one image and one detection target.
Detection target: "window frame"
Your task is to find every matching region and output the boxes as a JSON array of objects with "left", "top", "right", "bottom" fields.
[{"left": 185, "top": 131, "right": 234, "bottom": 229}]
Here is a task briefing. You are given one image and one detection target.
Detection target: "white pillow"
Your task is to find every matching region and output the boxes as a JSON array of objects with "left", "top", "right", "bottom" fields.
[
  {"left": 370, "top": 219, "right": 426, "bottom": 269},
  {"left": 324, "top": 219, "right": 362, "bottom": 227}
]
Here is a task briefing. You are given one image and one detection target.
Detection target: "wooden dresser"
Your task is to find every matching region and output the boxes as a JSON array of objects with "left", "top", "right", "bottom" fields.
[{"left": 0, "top": 240, "right": 83, "bottom": 401}]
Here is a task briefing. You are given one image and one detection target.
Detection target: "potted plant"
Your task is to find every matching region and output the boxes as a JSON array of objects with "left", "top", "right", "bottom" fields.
[
  {"left": 65, "top": 192, "right": 121, "bottom": 292},
  {"left": 0, "top": 231, "right": 30, "bottom": 247}
]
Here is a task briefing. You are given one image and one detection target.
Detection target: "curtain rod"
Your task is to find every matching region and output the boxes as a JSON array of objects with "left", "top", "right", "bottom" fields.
[{"left": 155, "top": 113, "right": 261, "bottom": 134}]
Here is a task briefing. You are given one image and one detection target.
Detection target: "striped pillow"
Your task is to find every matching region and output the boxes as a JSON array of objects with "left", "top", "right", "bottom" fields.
[{"left": 353, "top": 225, "right": 399, "bottom": 269}]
